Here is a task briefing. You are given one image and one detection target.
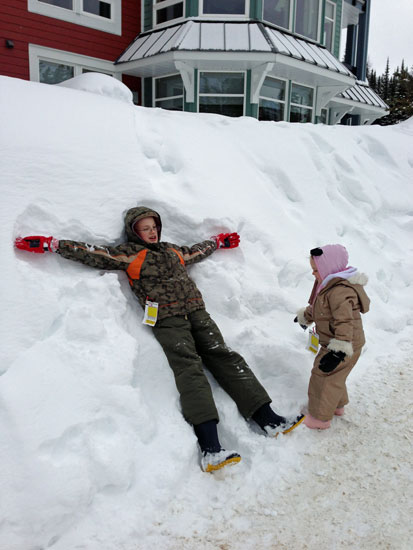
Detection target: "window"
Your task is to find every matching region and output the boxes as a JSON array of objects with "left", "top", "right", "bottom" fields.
[
  {"left": 263, "top": 0, "right": 291, "bottom": 30},
  {"left": 39, "top": 60, "right": 74, "bottom": 84},
  {"left": 28, "top": 0, "right": 121, "bottom": 34},
  {"left": 154, "top": 74, "right": 184, "bottom": 111},
  {"left": 83, "top": 0, "right": 111, "bottom": 18},
  {"left": 258, "top": 76, "right": 287, "bottom": 121},
  {"left": 294, "top": 0, "right": 320, "bottom": 41},
  {"left": 319, "top": 108, "right": 329, "bottom": 124},
  {"left": 154, "top": 0, "right": 184, "bottom": 26},
  {"left": 199, "top": 72, "right": 245, "bottom": 117},
  {"left": 324, "top": 0, "right": 336, "bottom": 52},
  {"left": 202, "top": 0, "right": 247, "bottom": 15},
  {"left": 289, "top": 83, "right": 314, "bottom": 122},
  {"left": 29, "top": 45, "right": 118, "bottom": 84}
]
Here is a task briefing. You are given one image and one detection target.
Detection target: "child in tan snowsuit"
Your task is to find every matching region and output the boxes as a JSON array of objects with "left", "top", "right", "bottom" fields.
[{"left": 295, "top": 245, "right": 370, "bottom": 429}]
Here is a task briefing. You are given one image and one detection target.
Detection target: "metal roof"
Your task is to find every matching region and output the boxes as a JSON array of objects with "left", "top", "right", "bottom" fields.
[
  {"left": 116, "top": 21, "right": 354, "bottom": 77},
  {"left": 337, "top": 81, "right": 388, "bottom": 109}
]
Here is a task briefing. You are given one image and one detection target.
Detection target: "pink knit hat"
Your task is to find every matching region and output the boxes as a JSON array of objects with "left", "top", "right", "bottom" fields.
[{"left": 311, "top": 244, "right": 349, "bottom": 281}]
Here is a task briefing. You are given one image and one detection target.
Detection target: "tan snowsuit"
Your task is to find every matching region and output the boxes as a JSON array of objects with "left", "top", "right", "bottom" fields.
[{"left": 297, "top": 273, "right": 370, "bottom": 421}]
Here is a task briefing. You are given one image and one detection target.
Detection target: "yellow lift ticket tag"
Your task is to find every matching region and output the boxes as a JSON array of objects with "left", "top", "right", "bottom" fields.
[
  {"left": 307, "top": 329, "right": 320, "bottom": 354},
  {"left": 143, "top": 300, "right": 159, "bottom": 326}
]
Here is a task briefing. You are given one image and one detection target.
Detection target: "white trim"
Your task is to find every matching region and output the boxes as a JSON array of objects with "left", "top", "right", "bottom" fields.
[
  {"left": 199, "top": 0, "right": 249, "bottom": 18},
  {"left": 153, "top": 0, "right": 186, "bottom": 30},
  {"left": 29, "top": 44, "right": 120, "bottom": 82},
  {"left": 197, "top": 70, "right": 246, "bottom": 116},
  {"left": 315, "top": 84, "right": 346, "bottom": 116},
  {"left": 175, "top": 60, "right": 195, "bottom": 102},
  {"left": 250, "top": 62, "right": 274, "bottom": 103},
  {"left": 28, "top": 0, "right": 121, "bottom": 35}
]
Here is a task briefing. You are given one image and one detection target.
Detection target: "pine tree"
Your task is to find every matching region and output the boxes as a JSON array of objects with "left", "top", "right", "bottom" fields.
[
  {"left": 373, "top": 59, "right": 413, "bottom": 125},
  {"left": 382, "top": 58, "right": 390, "bottom": 101}
]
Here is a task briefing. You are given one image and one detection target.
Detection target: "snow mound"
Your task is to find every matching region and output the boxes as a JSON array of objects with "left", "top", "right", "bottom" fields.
[{"left": 58, "top": 72, "right": 133, "bottom": 104}]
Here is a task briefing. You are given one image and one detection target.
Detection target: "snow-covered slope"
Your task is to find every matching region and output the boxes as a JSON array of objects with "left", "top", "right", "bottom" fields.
[{"left": 0, "top": 75, "right": 412, "bottom": 550}]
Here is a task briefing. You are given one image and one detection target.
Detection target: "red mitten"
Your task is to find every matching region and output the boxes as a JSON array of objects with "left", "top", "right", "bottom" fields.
[
  {"left": 14, "top": 236, "right": 59, "bottom": 254},
  {"left": 211, "top": 232, "right": 240, "bottom": 249}
]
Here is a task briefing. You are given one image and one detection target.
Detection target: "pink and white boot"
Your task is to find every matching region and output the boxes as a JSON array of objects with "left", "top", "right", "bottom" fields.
[
  {"left": 334, "top": 407, "right": 345, "bottom": 416},
  {"left": 304, "top": 414, "right": 331, "bottom": 430}
]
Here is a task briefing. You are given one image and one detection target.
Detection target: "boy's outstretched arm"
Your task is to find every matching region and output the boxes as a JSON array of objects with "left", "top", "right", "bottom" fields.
[
  {"left": 15, "top": 235, "right": 135, "bottom": 271},
  {"left": 178, "top": 232, "right": 240, "bottom": 267}
]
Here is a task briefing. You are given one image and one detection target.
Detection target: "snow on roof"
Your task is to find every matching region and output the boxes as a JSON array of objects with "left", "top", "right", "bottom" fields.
[
  {"left": 338, "top": 81, "right": 388, "bottom": 109},
  {"left": 116, "top": 21, "right": 354, "bottom": 77}
]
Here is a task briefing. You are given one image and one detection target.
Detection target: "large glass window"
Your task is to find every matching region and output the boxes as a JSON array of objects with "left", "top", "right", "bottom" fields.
[
  {"left": 324, "top": 0, "right": 336, "bottom": 52},
  {"left": 29, "top": 0, "right": 120, "bottom": 33},
  {"left": 290, "top": 83, "right": 314, "bottom": 123},
  {"left": 30, "top": 45, "right": 118, "bottom": 85},
  {"left": 202, "top": 0, "right": 246, "bottom": 15},
  {"left": 258, "top": 76, "right": 286, "bottom": 121},
  {"left": 263, "top": 0, "right": 291, "bottom": 30},
  {"left": 39, "top": 60, "right": 74, "bottom": 84},
  {"left": 154, "top": 74, "right": 184, "bottom": 111},
  {"left": 295, "top": 0, "right": 320, "bottom": 41},
  {"left": 154, "top": 0, "right": 184, "bottom": 26},
  {"left": 199, "top": 72, "right": 245, "bottom": 117}
]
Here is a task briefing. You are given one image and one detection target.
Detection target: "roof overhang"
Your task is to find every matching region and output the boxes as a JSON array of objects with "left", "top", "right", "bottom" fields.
[
  {"left": 328, "top": 80, "right": 389, "bottom": 124},
  {"left": 116, "top": 21, "right": 355, "bottom": 85}
]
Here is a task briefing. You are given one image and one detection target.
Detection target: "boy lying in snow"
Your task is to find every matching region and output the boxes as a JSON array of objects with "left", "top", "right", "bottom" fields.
[
  {"left": 15, "top": 206, "right": 304, "bottom": 471},
  {"left": 295, "top": 244, "right": 370, "bottom": 429}
]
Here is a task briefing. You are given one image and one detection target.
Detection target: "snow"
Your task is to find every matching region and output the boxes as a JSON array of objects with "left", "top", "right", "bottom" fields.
[
  {"left": 0, "top": 73, "right": 412, "bottom": 550},
  {"left": 58, "top": 72, "right": 133, "bottom": 104}
]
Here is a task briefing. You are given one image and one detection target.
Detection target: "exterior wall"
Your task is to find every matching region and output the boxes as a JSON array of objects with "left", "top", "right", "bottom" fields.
[{"left": 0, "top": 0, "right": 140, "bottom": 85}]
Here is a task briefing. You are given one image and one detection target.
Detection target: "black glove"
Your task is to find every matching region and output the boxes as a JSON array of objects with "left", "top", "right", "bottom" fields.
[
  {"left": 294, "top": 316, "right": 308, "bottom": 331},
  {"left": 319, "top": 350, "right": 346, "bottom": 373}
]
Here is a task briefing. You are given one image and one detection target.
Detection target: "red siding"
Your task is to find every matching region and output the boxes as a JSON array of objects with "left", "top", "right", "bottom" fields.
[{"left": 0, "top": 0, "right": 141, "bottom": 96}]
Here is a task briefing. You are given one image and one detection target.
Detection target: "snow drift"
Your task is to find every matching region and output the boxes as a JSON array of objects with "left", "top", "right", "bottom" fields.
[{"left": 0, "top": 74, "right": 412, "bottom": 550}]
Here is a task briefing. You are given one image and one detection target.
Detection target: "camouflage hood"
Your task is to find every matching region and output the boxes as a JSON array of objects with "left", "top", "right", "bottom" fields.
[{"left": 124, "top": 206, "right": 162, "bottom": 246}]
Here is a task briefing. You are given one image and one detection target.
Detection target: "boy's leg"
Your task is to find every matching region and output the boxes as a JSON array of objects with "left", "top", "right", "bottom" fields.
[
  {"left": 188, "top": 309, "right": 271, "bottom": 419},
  {"left": 152, "top": 315, "right": 219, "bottom": 425}
]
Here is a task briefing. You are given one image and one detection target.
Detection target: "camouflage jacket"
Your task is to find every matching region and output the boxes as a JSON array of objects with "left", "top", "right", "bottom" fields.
[{"left": 57, "top": 206, "right": 217, "bottom": 320}]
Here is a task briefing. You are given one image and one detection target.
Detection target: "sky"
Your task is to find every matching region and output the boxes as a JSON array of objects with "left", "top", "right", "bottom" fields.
[
  {"left": 0, "top": 74, "right": 412, "bottom": 550},
  {"left": 368, "top": 0, "right": 413, "bottom": 74}
]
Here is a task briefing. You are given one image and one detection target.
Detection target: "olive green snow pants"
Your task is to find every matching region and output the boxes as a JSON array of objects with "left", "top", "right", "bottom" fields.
[
  {"left": 152, "top": 309, "right": 271, "bottom": 425},
  {"left": 308, "top": 346, "right": 362, "bottom": 421}
]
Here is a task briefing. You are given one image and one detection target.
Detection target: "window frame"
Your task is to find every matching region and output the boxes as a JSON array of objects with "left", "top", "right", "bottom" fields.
[
  {"left": 199, "top": 0, "right": 250, "bottom": 19},
  {"left": 324, "top": 0, "right": 336, "bottom": 52},
  {"left": 28, "top": 0, "right": 121, "bottom": 35},
  {"left": 258, "top": 75, "right": 288, "bottom": 122},
  {"left": 289, "top": 81, "right": 315, "bottom": 123},
  {"left": 29, "top": 44, "right": 120, "bottom": 83},
  {"left": 153, "top": 72, "right": 184, "bottom": 111},
  {"left": 197, "top": 70, "right": 246, "bottom": 117},
  {"left": 262, "top": 0, "right": 293, "bottom": 32},
  {"left": 153, "top": 0, "right": 186, "bottom": 29},
  {"left": 293, "top": 0, "right": 322, "bottom": 43}
]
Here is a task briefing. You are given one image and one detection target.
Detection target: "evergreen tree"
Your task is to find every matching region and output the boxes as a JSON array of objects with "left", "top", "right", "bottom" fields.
[{"left": 372, "top": 59, "right": 413, "bottom": 125}]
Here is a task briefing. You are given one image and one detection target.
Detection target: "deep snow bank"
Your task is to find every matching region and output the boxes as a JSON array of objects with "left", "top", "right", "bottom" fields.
[{"left": 0, "top": 75, "right": 412, "bottom": 550}]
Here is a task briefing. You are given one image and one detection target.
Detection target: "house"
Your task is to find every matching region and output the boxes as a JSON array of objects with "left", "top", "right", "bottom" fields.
[{"left": 1, "top": 1, "right": 387, "bottom": 124}]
